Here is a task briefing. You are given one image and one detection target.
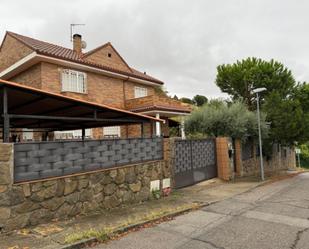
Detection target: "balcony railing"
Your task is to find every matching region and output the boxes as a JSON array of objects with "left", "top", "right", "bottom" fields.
[{"left": 125, "top": 95, "right": 192, "bottom": 113}]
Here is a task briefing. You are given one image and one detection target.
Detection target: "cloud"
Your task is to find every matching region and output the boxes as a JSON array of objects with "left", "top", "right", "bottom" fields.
[{"left": 1, "top": 0, "right": 309, "bottom": 98}]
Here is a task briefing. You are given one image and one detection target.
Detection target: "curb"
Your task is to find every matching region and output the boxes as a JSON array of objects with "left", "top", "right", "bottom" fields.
[
  {"left": 59, "top": 204, "right": 207, "bottom": 249},
  {"left": 56, "top": 172, "right": 302, "bottom": 249},
  {"left": 59, "top": 237, "right": 98, "bottom": 249}
]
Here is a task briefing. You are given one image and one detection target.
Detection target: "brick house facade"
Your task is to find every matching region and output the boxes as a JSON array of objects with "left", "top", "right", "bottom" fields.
[{"left": 0, "top": 31, "right": 191, "bottom": 141}]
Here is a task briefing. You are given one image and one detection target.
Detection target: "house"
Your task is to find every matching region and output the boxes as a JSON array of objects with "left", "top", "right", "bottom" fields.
[{"left": 0, "top": 31, "right": 191, "bottom": 141}]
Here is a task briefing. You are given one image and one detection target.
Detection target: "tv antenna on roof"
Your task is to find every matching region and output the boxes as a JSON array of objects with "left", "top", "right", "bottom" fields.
[{"left": 70, "top": 23, "right": 85, "bottom": 41}]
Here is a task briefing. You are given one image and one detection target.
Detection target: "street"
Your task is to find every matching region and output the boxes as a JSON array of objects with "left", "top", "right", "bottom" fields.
[{"left": 95, "top": 172, "right": 309, "bottom": 249}]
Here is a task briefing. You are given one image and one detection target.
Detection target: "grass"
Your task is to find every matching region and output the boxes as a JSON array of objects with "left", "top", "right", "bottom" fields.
[
  {"left": 64, "top": 202, "right": 199, "bottom": 244},
  {"left": 64, "top": 228, "right": 111, "bottom": 244}
]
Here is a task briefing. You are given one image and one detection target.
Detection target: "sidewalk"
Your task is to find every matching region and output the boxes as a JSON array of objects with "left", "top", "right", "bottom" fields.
[{"left": 0, "top": 171, "right": 301, "bottom": 249}]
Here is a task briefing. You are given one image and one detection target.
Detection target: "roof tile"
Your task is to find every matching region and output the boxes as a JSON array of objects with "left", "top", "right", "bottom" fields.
[{"left": 6, "top": 31, "right": 163, "bottom": 85}]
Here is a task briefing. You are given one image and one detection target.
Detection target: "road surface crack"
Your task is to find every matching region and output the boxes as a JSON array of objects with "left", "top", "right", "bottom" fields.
[
  {"left": 192, "top": 237, "right": 226, "bottom": 249},
  {"left": 291, "top": 227, "right": 309, "bottom": 249}
]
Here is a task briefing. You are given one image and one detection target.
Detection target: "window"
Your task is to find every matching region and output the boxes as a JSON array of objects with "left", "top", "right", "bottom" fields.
[
  {"left": 54, "top": 129, "right": 92, "bottom": 140},
  {"left": 22, "top": 128, "right": 33, "bottom": 141},
  {"left": 103, "top": 126, "right": 121, "bottom": 138},
  {"left": 61, "top": 69, "right": 87, "bottom": 94},
  {"left": 134, "top": 86, "right": 148, "bottom": 98},
  {"left": 108, "top": 53, "right": 112, "bottom": 58}
]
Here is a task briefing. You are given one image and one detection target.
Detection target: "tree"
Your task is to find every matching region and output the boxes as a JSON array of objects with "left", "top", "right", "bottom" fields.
[
  {"left": 216, "top": 57, "right": 295, "bottom": 110},
  {"left": 180, "top": 97, "right": 194, "bottom": 105},
  {"left": 185, "top": 101, "right": 268, "bottom": 139},
  {"left": 264, "top": 92, "right": 306, "bottom": 144},
  {"left": 154, "top": 86, "right": 168, "bottom": 97},
  {"left": 215, "top": 57, "right": 309, "bottom": 145},
  {"left": 192, "top": 95, "right": 208, "bottom": 106},
  {"left": 173, "top": 95, "right": 179, "bottom": 100}
]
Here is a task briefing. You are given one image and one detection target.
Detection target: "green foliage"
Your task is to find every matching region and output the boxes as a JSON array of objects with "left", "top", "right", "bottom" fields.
[
  {"left": 215, "top": 57, "right": 309, "bottom": 145},
  {"left": 180, "top": 97, "right": 194, "bottom": 105},
  {"left": 216, "top": 57, "right": 295, "bottom": 110},
  {"left": 151, "top": 189, "right": 161, "bottom": 200},
  {"left": 186, "top": 132, "right": 208, "bottom": 139},
  {"left": 169, "top": 127, "right": 180, "bottom": 137},
  {"left": 298, "top": 143, "right": 309, "bottom": 168},
  {"left": 154, "top": 86, "right": 168, "bottom": 97},
  {"left": 185, "top": 101, "right": 268, "bottom": 139},
  {"left": 65, "top": 228, "right": 110, "bottom": 244},
  {"left": 264, "top": 91, "right": 308, "bottom": 145},
  {"left": 180, "top": 95, "right": 208, "bottom": 106},
  {"left": 192, "top": 95, "right": 208, "bottom": 106}
]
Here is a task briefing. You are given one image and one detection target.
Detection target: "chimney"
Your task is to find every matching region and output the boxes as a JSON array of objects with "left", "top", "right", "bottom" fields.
[{"left": 73, "top": 34, "right": 82, "bottom": 54}]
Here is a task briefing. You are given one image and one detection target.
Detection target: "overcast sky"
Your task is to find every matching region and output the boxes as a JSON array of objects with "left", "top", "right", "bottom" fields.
[{"left": 0, "top": 0, "right": 309, "bottom": 98}]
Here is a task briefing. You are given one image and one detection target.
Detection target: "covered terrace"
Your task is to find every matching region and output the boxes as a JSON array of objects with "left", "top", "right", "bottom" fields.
[{"left": 0, "top": 79, "right": 163, "bottom": 142}]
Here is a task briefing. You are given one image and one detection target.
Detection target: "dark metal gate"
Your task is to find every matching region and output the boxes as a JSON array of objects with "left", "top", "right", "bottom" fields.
[{"left": 174, "top": 139, "right": 217, "bottom": 188}]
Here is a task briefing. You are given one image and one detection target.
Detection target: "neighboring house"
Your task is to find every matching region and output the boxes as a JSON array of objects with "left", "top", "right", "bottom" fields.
[{"left": 0, "top": 31, "right": 191, "bottom": 141}]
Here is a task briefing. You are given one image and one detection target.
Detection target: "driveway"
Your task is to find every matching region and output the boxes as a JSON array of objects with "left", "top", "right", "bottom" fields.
[{"left": 94, "top": 172, "right": 309, "bottom": 249}]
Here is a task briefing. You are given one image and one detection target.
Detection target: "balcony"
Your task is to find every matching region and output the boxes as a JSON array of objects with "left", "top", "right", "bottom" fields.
[{"left": 125, "top": 95, "right": 192, "bottom": 116}]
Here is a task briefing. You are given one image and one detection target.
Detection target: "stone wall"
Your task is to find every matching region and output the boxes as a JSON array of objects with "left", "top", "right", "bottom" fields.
[
  {"left": 0, "top": 143, "right": 171, "bottom": 232},
  {"left": 216, "top": 138, "right": 296, "bottom": 180},
  {"left": 240, "top": 142, "right": 296, "bottom": 177}
]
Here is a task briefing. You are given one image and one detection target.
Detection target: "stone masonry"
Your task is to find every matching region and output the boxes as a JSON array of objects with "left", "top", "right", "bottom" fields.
[
  {"left": 0, "top": 143, "right": 171, "bottom": 232},
  {"left": 240, "top": 143, "right": 296, "bottom": 177}
]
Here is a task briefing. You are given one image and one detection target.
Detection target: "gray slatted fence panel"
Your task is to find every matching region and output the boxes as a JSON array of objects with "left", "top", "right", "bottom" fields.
[
  {"left": 174, "top": 138, "right": 216, "bottom": 188},
  {"left": 14, "top": 137, "right": 163, "bottom": 182}
]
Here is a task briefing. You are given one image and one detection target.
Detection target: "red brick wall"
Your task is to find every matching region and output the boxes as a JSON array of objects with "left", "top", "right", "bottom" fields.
[
  {"left": 10, "top": 64, "right": 42, "bottom": 89},
  {"left": 84, "top": 44, "right": 131, "bottom": 73},
  {"left": 40, "top": 62, "right": 126, "bottom": 109},
  {"left": 124, "top": 81, "right": 155, "bottom": 100},
  {"left": 0, "top": 34, "right": 33, "bottom": 72},
  {"left": 216, "top": 137, "right": 232, "bottom": 181},
  {"left": 0, "top": 36, "right": 165, "bottom": 139}
]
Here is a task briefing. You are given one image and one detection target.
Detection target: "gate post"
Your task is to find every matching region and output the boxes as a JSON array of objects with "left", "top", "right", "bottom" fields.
[
  {"left": 234, "top": 139, "right": 243, "bottom": 176},
  {"left": 163, "top": 138, "right": 175, "bottom": 188},
  {"left": 216, "top": 137, "right": 233, "bottom": 181}
]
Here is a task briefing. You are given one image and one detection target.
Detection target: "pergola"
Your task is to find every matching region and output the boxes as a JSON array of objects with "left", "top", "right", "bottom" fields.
[{"left": 0, "top": 79, "right": 163, "bottom": 142}]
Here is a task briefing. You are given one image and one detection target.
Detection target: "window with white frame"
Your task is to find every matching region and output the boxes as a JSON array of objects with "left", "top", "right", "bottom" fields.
[
  {"left": 134, "top": 86, "right": 148, "bottom": 98},
  {"left": 103, "top": 126, "right": 121, "bottom": 138},
  {"left": 54, "top": 129, "right": 92, "bottom": 140},
  {"left": 22, "top": 128, "right": 33, "bottom": 141},
  {"left": 61, "top": 69, "right": 87, "bottom": 94}
]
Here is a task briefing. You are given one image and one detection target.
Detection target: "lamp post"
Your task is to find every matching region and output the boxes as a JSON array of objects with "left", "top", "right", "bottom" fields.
[{"left": 252, "top": 87, "right": 267, "bottom": 181}]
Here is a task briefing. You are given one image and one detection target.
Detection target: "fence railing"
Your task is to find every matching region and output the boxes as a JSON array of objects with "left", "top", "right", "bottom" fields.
[{"left": 14, "top": 137, "right": 163, "bottom": 183}]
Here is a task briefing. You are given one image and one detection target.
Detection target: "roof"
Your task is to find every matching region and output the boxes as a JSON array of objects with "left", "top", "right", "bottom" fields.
[
  {"left": 82, "top": 42, "right": 133, "bottom": 73},
  {"left": 129, "top": 105, "right": 191, "bottom": 114},
  {"left": 0, "top": 79, "right": 163, "bottom": 130},
  {"left": 4, "top": 31, "right": 163, "bottom": 85}
]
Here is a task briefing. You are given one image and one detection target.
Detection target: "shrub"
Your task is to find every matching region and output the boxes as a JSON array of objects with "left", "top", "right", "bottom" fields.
[{"left": 185, "top": 100, "right": 268, "bottom": 139}]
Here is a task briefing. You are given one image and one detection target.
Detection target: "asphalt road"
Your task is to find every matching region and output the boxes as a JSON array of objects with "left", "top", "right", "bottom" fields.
[{"left": 95, "top": 172, "right": 309, "bottom": 249}]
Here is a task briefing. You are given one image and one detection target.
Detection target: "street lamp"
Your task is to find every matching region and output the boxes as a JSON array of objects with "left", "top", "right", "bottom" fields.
[{"left": 252, "top": 87, "right": 267, "bottom": 181}]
